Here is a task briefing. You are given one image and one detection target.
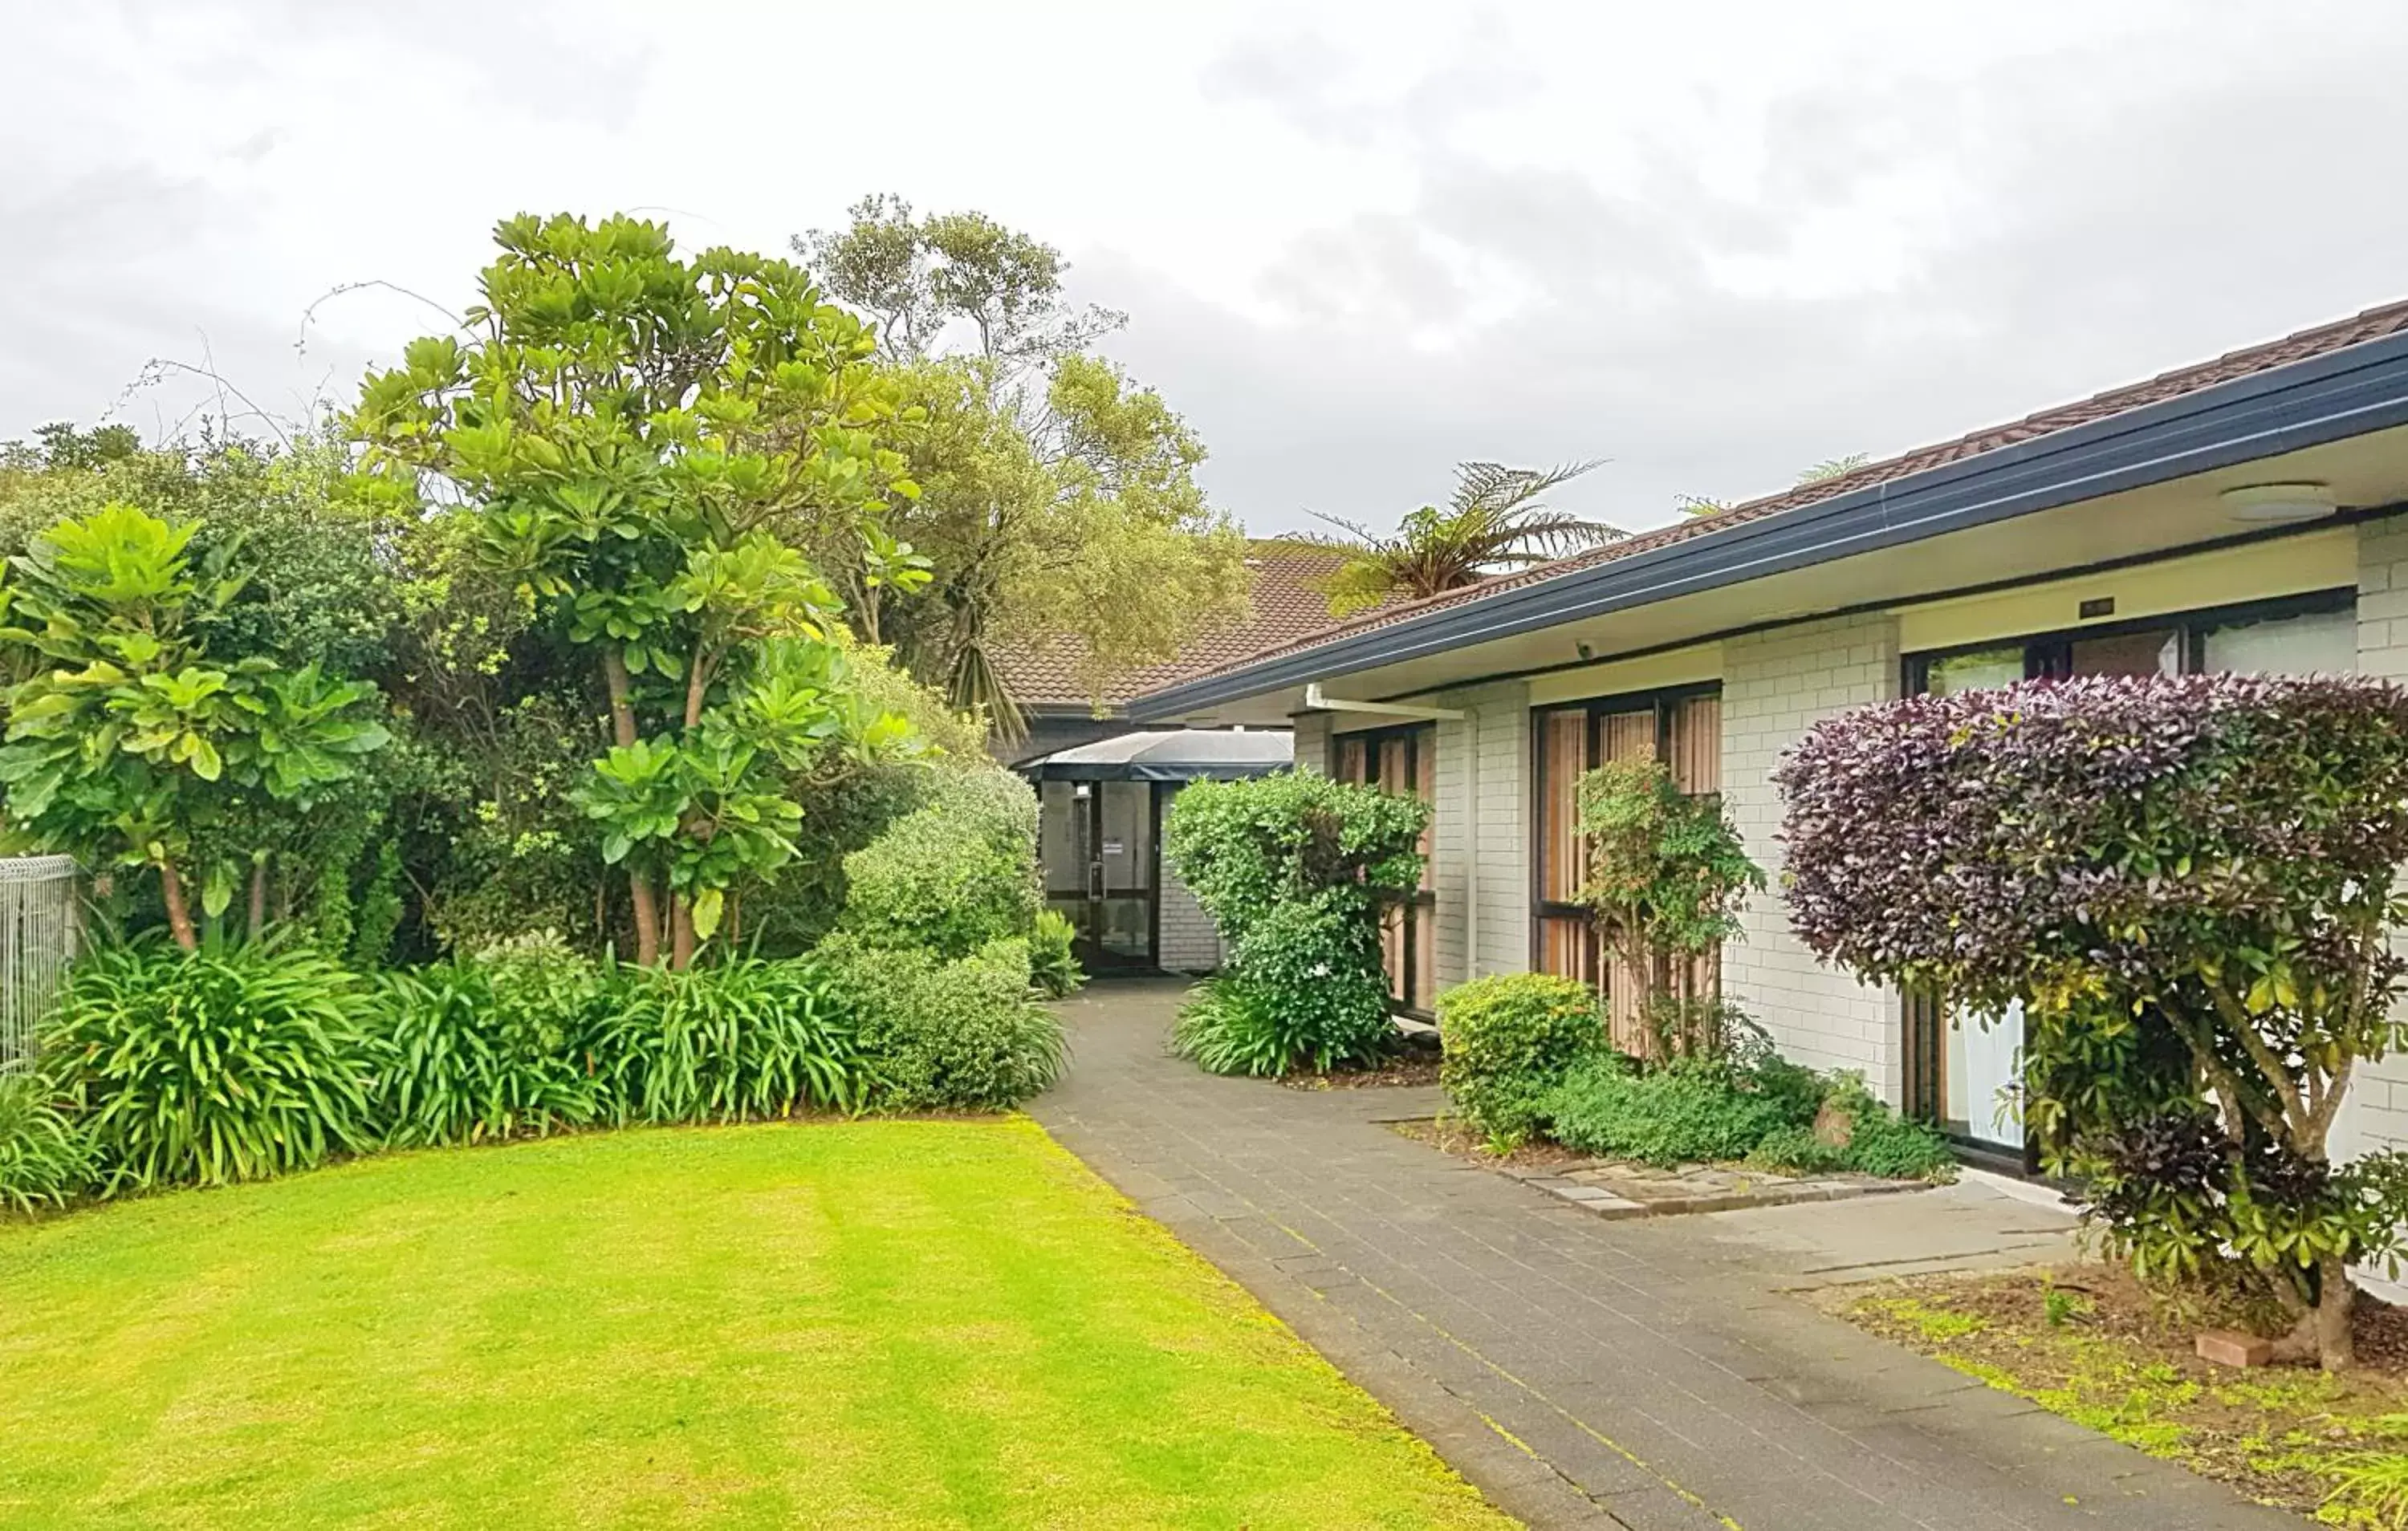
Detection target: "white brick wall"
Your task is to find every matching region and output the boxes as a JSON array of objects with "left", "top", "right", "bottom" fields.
[
  {"left": 1431, "top": 682, "right": 1531, "bottom": 988},
  {"left": 1292, "top": 713, "right": 1332, "bottom": 775},
  {"left": 1720, "top": 614, "right": 1906, "bottom": 1103},
  {"left": 2347, "top": 519, "right": 2408, "bottom": 1159},
  {"left": 1155, "top": 855, "right": 1225, "bottom": 973}
]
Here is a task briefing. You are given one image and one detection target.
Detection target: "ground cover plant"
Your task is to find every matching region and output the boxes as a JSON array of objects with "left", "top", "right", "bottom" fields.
[
  {"left": 1432, "top": 972, "right": 1952, "bottom": 1178},
  {"left": 0, "top": 1120, "right": 1514, "bottom": 1530},
  {"left": 1780, "top": 672, "right": 2408, "bottom": 1368},
  {"left": 1163, "top": 770, "right": 1428, "bottom": 1076},
  {"left": 1832, "top": 1265, "right": 2408, "bottom": 1526}
]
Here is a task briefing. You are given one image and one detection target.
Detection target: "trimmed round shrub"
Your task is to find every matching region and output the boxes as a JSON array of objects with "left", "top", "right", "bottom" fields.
[
  {"left": 583, "top": 956, "right": 870, "bottom": 1123},
  {"left": 838, "top": 767, "right": 1039, "bottom": 960},
  {"left": 1436, "top": 973, "right": 1609, "bottom": 1141},
  {"left": 0, "top": 1071, "right": 90, "bottom": 1212},
  {"left": 821, "top": 936, "right": 1066, "bottom": 1111},
  {"left": 370, "top": 933, "right": 607, "bottom": 1146},
  {"left": 44, "top": 939, "right": 380, "bottom": 1193}
]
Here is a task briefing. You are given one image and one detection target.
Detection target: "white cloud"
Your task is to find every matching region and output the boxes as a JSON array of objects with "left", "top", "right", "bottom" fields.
[{"left": 5, "top": 0, "right": 2406, "bottom": 541}]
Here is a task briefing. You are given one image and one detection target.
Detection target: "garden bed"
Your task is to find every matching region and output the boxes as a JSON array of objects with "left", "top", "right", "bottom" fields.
[
  {"left": 1391, "top": 1115, "right": 1929, "bottom": 1218},
  {"left": 1823, "top": 1263, "right": 2408, "bottom": 1523}
]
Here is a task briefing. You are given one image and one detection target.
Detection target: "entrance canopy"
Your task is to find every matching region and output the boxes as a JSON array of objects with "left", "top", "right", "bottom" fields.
[{"left": 1017, "top": 729, "right": 1291, "bottom": 783}]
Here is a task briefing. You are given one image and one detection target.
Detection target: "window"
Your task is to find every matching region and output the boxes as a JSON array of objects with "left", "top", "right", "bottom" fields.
[
  {"left": 1531, "top": 686, "right": 1722, "bottom": 1049},
  {"left": 1332, "top": 724, "right": 1437, "bottom": 1014}
]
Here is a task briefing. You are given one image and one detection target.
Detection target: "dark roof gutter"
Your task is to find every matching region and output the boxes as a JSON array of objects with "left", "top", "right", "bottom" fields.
[{"left": 1129, "top": 330, "right": 2408, "bottom": 721}]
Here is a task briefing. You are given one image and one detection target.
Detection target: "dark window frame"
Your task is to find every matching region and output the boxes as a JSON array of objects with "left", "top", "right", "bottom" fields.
[
  {"left": 1527, "top": 681, "right": 1723, "bottom": 982},
  {"left": 1329, "top": 721, "right": 1438, "bottom": 1016}
]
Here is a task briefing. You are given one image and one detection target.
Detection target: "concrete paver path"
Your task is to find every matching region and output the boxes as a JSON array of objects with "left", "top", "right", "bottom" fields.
[{"left": 1031, "top": 980, "right": 2295, "bottom": 1531}]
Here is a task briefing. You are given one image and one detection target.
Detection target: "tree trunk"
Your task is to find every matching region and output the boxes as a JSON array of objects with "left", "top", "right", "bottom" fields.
[
  {"left": 669, "top": 899, "right": 695, "bottom": 972},
  {"left": 2317, "top": 1255, "right": 2357, "bottom": 1371},
  {"left": 159, "top": 861, "right": 198, "bottom": 952},
  {"left": 601, "top": 648, "right": 661, "bottom": 967},
  {"left": 247, "top": 857, "right": 267, "bottom": 942}
]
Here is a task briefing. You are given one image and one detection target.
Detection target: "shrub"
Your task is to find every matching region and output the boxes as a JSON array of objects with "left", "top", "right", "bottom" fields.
[
  {"left": 370, "top": 933, "right": 606, "bottom": 1146},
  {"left": 584, "top": 956, "right": 869, "bottom": 1123},
  {"left": 838, "top": 767, "right": 1039, "bottom": 960},
  {"left": 0, "top": 1072, "right": 90, "bottom": 1212},
  {"left": 1029, "top": 909, "right": 1085, "bottom": 999},
  {"left": 1437, "top": 973, "right": 1609, "bottom": 1142},
  {"left": 1163, "top": 771, "right": 1427, "bottom": 1075},
  {"left": 1575, "top": 760, "right": 1761, "bottom": 1050},
  {"left": 1777, "top": 672, "right": 2408, "bottom": 1367},
  {"left": 821, "top": 936, "right": 1065, "bottom": 1111},
  {"left": 1173, "top": 977, "right": 1289, "bottom": 1078},
  {"left": 1819, "top": 1075, "right": 1957, "bottom": 1180},
  {"left": 1542, "top": 1055, "right": 1793, "bottom": 1165},
  {"left": 45, "top": 939, "right": 380, "bottom": 1193}
]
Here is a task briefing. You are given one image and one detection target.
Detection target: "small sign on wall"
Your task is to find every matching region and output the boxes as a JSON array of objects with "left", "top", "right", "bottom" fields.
[{"left": 1101, "top": 839, "right": 1125, "bottom": 855}]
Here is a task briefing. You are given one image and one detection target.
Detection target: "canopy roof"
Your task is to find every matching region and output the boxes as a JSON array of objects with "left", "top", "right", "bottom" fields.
[{"left": 1016, "top": 729, "right": 1292, "bottom": 782}]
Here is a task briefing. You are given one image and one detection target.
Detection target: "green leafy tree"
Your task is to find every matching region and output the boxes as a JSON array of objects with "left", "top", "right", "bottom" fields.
[
  {"left": 352, "top": 213, "right": 920, "bottom": 969},
  {"left": 800, "top": 197, "right": 1247, "bottom": 731},
  {"left": 1312, "top": 460, "right": 1620, "bottom": 616},
  {"left": 0, "top": 504, "right": 389, "bottom": 947},
  {"left": 1573, "top": 758, "right": 1763, "bottom": 1056}
]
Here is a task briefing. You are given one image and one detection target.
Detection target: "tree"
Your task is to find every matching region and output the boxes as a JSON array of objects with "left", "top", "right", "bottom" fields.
[
  {"left": 799, "top": 197, "right": 1247, "bottom": 729},
  {"left": 1775, "top": 673, "right": 2408, "bottom": 1369},
  {"left": 352, "top": 213, "right": 920, "bottom": 969},
  {"left": 1312, "top": 460, "right": 1620, "bottom": 616},
  {"left": 0, "top": 504, "right": 389, "bottom": 948},
  {"left": 1573, "top": 758, "right": 1762, "bottom": 1057}
]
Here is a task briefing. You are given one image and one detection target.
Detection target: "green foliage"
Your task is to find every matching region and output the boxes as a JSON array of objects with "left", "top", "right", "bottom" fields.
[
  {"left": 1311, "top": 460, "right": 1620, "bottom": 615},
  {"left": 2326, "top": 1449, "right": 2408, "bottom": 1529},
  {"left": 370, "top": 935, "right": 606, "bottom": 1146},
  {"left": 1575, "top": 757, "right": 1763, "bottom": 1045},
  {"left": 1163, "top": 771, "right": 1428, "bottom": 1076},
  {"left": 1029, "top": 909, "right": 1084, "bottom": 999},
  {"left": 1435, "top": 973, "right": 1609, "bottom": 1143},
  {"left": 351, "top": 211, "right": 921, "bottom": 968},
  {"left": 45, "top": 939, "right": 379, "bottom": 1192},
  {"left": 821, "top": 936, "right": 1065, "bottom": 1110},
  {"left": 0, "top": 1071, "right": 91, "bottom": 1212},
  {"left": 0, "top": 502, "right": 389, "bottom": 945},
  {"left": 584, "top": 956, "right": 869, "bottom": 1123},
  {"left": 1542, "top": 1052, "right": 1954, "bottom": 1180},
  {"left": 1171, "top": 977, "right": 1292, "bottom": 1078},
  {"left": 1543, "top": 1055, "right": 1792, "bottom": 1165},
  {"left": 837, "top": 766, "right": 1039, "bottom": 959},
  {"left": 801, "top": 197, "right": 1247, "bottom": 722}
]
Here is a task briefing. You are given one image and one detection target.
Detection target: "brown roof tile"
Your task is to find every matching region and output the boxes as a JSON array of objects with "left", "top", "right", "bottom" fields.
[
  {"left": 1158, "top": 295, "right": 2408, "bottom": 685},
  {"left": 995, "top": 542, "right": 1359, "bottom": 710}
]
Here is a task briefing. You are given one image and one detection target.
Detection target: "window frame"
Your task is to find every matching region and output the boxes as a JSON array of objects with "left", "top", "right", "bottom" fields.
[
  {"left": 1328, "top": 721, "right": 1438, "bottom": 1017},
  {"left": 1526, "top": 681, "right": 1723, "bottom": 983}
]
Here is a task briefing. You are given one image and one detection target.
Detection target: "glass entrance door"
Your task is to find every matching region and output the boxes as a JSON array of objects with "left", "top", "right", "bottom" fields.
[{"left": 1039, "top": 781, "right": 1157, "bottom": 969}]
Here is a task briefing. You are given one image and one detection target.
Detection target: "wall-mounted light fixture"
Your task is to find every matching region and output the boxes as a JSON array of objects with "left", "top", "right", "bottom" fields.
[{"left": 2221, "top": 481, "right": 2338, "bottom": 525}]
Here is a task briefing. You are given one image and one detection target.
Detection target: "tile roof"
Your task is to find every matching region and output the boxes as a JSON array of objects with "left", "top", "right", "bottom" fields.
[
  {"left": 995, "top": 542, "right": 1361, "bottom": 710},
  {"left": 1159, "top": 295, "right": 2408, "bottom": 684}
]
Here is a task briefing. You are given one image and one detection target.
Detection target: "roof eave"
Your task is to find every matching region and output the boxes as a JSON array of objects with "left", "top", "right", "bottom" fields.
[{"left": 1130, "top": 327, "right": 2408, "bottom": 721}]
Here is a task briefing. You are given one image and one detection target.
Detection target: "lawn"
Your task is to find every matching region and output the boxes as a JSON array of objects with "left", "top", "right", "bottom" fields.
[{"left": 0, "top": 1119, "right": 1513, "bottom": 1529}]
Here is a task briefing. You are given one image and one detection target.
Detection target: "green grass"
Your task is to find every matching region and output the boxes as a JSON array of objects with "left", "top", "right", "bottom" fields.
[{"left": 0, "top": 1119, "right": 1513, "bottom": 1529}]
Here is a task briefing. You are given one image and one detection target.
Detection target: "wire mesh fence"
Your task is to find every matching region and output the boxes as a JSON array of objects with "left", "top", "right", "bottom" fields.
[{"left": 0, "top": 856, "right": 78, "bottom": 1071}]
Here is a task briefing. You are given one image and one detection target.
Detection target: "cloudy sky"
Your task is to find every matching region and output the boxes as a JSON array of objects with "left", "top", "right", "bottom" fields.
[{"left": 7, "top": 1, "right": 2407, "bottom": 538}]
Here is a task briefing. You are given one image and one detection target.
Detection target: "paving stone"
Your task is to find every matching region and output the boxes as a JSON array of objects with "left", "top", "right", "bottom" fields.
[{"left": 1033, "top": 981, "right": 2296, "bottom": 1531}]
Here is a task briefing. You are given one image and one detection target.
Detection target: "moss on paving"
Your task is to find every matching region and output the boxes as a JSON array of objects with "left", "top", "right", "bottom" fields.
[
  {"left": 0, "top": 1119, "right": 1515, "bottom": 1529},
  {"left": 1837, "top": 1270, "right": 2408, "bottom": 1526}
]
